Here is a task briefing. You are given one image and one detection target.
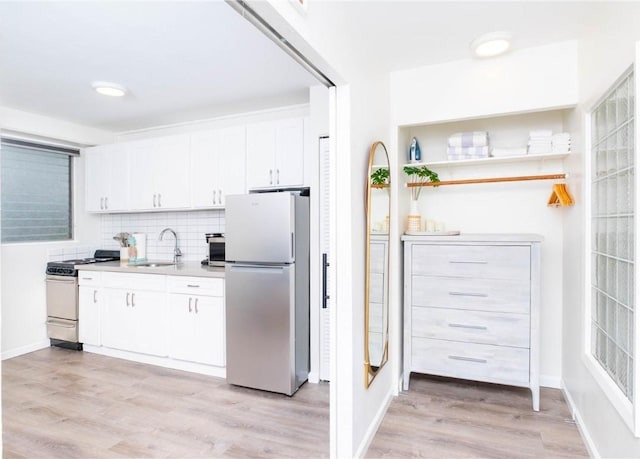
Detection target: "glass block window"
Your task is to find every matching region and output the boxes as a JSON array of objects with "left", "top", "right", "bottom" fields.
[
  {"left": 1, "top": 138, "right": 76, "bottom": 243},
  {"left": 591, "top": 68, "right": 635, "bottom": 402}
]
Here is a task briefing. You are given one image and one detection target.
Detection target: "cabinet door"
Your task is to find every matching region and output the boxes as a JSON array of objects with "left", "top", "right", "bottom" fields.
[
  {"left": 246, "top": 121, "right": 276, "bottom": 189},
  {"left": 79, "top": 286, "right": 101, "bottom": 346},
  {"left": 129, "top": 290, "right": 167, "bottom": 357},
  {"left": 190, "top": 130, "right": 221, "bottom": 208},
  {"left": 128, "top": 139, "right": 157, "bottom": 210},
  {"left": 167, "top": 293, "right": 196, "bottom": 362},
  {"left": 102, "top": 288, "right": 134, "bottom": 351},
  {"left": 84, "top": 145, "right": 109, "bottom": 212},
  {"left": 275, "top": 118, "right": 304, "bottom": 187},
  {"left": 192, "top": 295, "right": 225, "bottom": 366},
  {"left": 105, "top": 144, "right": 130, "bottom": 211},
  {"left": 153, "top": 134, "right": 191, "bottom": 210},
  {"left": 218, "top": 126, "right": 246, "bottom": 204}
]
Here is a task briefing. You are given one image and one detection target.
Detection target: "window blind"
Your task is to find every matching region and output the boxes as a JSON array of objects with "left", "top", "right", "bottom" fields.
[{"left": 1, "top": 138, "right": 75, "bottom": 243}]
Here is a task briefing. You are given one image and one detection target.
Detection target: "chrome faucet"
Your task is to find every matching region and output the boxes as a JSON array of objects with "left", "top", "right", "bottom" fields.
[{"left": 159, "top": 227, "right": 182, "bottom": 263}]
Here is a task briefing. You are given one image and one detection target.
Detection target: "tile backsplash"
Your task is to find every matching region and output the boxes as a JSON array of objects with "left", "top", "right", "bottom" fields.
[{"left": 100, "top": 209, "right": 225, "bottom": 262}]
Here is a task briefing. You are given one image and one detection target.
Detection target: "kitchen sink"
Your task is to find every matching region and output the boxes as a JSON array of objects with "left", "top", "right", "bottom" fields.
[{"left": 128, "top": 261, "right": 177, "bottom": 268}]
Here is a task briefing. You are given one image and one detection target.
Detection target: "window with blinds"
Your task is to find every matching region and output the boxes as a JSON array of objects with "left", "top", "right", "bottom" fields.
[
  {"left": 0, "top": 138, "right": 75, "bottom": 243},
  {"left": 590, "top": 68, "right": 635, "bottom": 402}
]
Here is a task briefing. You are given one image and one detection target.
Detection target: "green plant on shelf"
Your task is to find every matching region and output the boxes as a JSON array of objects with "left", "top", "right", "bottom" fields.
[
  {"left": 403, "top": 165, "right": 440, "bottom": 200},
  {"left": 370, "top": 167, "right": 390, "bottom": 186}
]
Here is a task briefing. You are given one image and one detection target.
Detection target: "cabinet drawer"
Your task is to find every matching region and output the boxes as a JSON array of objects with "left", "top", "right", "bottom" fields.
[
  {"left": 411, "top": 245, "right": 530, "bottom": 280},
  {"left": 102, "top": 272, "right": 166, "bottom": 291},
  {"left": 412, "top": 307, "right": 529, "bottom": 348},
  {"left": 370, "top": 242, "right": 386, "bottom": 274},
  {"left": 412, "top": 275, "right": 530, "bottom": 314},
  {"left": 167, "top": 276, "right": 224, "bottom": 296},
  {"left": 78, "top": 270, "right": 102, "bottom": 287},
  {"left": 369, "top": 272, "right": 384, "bottom": 304},
  {"left": 411, "top": 337, "right": 529, "bottom": 386}
]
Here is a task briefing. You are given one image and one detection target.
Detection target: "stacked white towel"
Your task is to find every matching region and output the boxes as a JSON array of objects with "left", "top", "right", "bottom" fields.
[
  {"left": 447, "top": 131, "right": 489, "bottom": 160},
  {"left": 551, "top": 132, "right": 571, "bottom": 153},
  {"left": 528, "top": 129, "right": 552, "bottom": 155}
]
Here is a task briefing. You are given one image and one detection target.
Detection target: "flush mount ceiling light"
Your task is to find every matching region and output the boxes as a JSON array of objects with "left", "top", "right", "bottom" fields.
[
  {"left": 471, "top": 32, "right": 511, "bottom": 58},
  {"left": 91, "top": 81, "right": 127, "bottom": 97}
]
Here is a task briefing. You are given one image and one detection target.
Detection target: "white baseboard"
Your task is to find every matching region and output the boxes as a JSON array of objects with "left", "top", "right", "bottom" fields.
[
  {"left": 354, "top": 386, "right": 394, "bottom": 458},
  {"left": 2, "top": 339, "right": 50, "bottom": 360},
  {"left": 561, "top": 381, "right": 599, "bottom": 459},
  {"left": 540, "top": 374, "right": 562, "bottom": 389}
]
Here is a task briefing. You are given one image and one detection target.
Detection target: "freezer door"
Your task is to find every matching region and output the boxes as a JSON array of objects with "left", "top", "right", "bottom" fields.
[
  {"left": 225, "top": 263, "right": 296, "bottom": 395},
  {"left": 225, "top": 193, "right": 294, "bottom": 263}
]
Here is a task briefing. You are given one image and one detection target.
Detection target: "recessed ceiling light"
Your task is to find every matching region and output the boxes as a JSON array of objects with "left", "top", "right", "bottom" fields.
[
  {"left": 92, "top": 81, "right": 127, "bottom": 97},
  {"left": 471, "top": 32, "right": 511, "bottom": 58}
]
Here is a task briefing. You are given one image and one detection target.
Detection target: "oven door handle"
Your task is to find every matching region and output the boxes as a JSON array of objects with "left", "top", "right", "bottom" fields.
[
  {"left": 46, "top": 319, "right": 75, "bottom": 329},
  {"left": 45, "top": 278, "right": 77, "bottom": 284}
]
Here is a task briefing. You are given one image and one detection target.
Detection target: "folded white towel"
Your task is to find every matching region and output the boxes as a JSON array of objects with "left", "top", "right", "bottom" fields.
[
  {"left": 491, "top": 147, "right": 527, "bottom": 157},
  {"left": 448, "top": 131, "right": 489, "bottom": 148},
  {"left": 447, "top": 146, "right": 489, "bottom": 156}
]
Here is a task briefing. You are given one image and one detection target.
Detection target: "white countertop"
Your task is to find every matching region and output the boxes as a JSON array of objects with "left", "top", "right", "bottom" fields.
[
  {"left": 400, "top": 233, "right": 544, "bottom": 243},
  {"left": 76, "top": 260, "right": 225, "bottom": 278}
]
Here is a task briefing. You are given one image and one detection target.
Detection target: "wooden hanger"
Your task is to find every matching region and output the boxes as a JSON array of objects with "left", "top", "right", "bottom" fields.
[{"left": 547, "top": 182, "right": 574, "bottom": 207}]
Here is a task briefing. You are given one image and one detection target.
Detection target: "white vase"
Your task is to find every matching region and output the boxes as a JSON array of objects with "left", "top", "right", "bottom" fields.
[{"left": 409, "top": 199, "right": 420, "bottom": 216}]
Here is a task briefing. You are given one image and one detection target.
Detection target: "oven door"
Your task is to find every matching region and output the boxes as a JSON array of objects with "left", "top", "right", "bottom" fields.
[
  {"left": 46, "top": 317, "right": 78, "bottom": 342},
  {"left": 46, "top": 275, "right": 78, "bottom": 320}
]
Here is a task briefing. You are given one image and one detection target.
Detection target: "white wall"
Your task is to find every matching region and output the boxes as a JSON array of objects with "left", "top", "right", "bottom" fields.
[
  {"left": 389, "top": 41, "right": 579, "bottom": 390},
  {"left": 1, "top": 108, "right": 114, "bottom": 358},
  {"left": 563, "top": 4, "right": 640, "bottom": 457}
]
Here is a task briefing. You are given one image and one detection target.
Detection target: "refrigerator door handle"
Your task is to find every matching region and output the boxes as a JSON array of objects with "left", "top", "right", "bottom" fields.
[{"left": 291, "top": 232, "right": 295, "bottom": 259}]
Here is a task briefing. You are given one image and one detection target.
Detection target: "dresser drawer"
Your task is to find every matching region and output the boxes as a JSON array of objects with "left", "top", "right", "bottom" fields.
[
  {"left": 411, "top": 245, "right": 530, "bottom": 280},
  {"left": 412, "top": 275, "right": 530, "bottom": 314},
  {"left": 411, "top": 337, "right": 529, "bottom": 386},
  {"left": 370, "top": 242, "right": 386, "bottom": 274},
  {"left": 369, "top": 272, "right": 384, "bottom": 304},
  {"left": 412, "top": 307, "right": 529, "bottom": 348}
]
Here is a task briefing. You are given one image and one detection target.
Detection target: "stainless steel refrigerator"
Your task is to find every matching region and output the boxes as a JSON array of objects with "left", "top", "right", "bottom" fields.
[{"left": 225, "top": 190, "right": 309, "bottom": 396}]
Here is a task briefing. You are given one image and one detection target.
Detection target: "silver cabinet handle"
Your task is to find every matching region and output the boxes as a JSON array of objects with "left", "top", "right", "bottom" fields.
[
  {"left": 449, "top": 292, "right": 489, "bottom": 298},
  {"left": 81, "top": 277, "right": 93, "bottom": 281},
  {"left": 218, "top": 189, "right": 222, "bottom": 204},
  {"left": 189, "top": 297, "right": 192, "bottom": 313},
  {"left": 269, "top": 169, "right": 273, "bottom": 185},
  {"left": 448, "top": 355, "right": 487, "bottom": 364},
  {"left": 131, "top": 293, "right": 135, "bottom": 307},
  {"left": 187, "top": 284, "right": 200, "bottom": 288},
  {"left": 195, "top": 298, "right": 198, "bottom": 314},
  {"left": 158, "top": 194, "right": 162, "bottom": 207},
  {"left": 100, "top": 197, "right": 104, "bottom": 210},
  {"left": 276, "top": 168, "right": 280, "bottom": 184},
  {"left": 448, "top": 323, "right": 488, "bottom": 330},
  {"left": 104, "top": 196, "right": 108, "bottom": 209},
  {"left": 212, "top": 190, "right": 217, "bottom": 205},
  {"left": 126, "top": 292, "right": 130, "bottom": 306},
  {"left": 153, "top": 194, "right": 157, "bottom": 208},
  {"left": 46, "top": 278, "right": 77, "bottom": 284},
  {"left": 449, "top": 260, "right": 488, "bottom": 264},
  {"left": 93, "top": 290, "right": 97, "bottom": 303}
]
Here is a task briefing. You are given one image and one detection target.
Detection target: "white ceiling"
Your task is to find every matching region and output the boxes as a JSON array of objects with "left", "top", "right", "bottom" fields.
[{"left": 0, "top": 1, "right": 608, "bottom": 133}]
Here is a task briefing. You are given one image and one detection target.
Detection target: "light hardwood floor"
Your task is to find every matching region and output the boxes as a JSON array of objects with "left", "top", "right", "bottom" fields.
[
  {"left": 366, "top": 374, "right": 588, "bottom": 458},
  {"left": 3, "top": 348, "right": 588, "bottom": 458},
  {"left": 2, "top": 347, "right": 329, "bottom": 458}
]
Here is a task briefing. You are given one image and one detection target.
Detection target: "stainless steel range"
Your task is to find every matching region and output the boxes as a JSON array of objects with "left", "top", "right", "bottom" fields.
[{"left": 45, "top": 249, "right": 119, "bottom": 349}]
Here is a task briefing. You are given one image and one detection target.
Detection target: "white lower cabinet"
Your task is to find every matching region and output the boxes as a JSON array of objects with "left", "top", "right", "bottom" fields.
[
  {"left": 168, "top": 294, "right": 225, "bottom": 366},
  {"left": 102, "top": 287, "right": 167, "bottom": 357},
  {"left": 79, "top": 270, "right": 225, "bottom": 375}
]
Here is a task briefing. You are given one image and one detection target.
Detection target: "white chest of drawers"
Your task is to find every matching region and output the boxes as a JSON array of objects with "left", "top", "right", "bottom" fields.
[{"left": 402, "top": 234, "right": 542, "bottom": 411}]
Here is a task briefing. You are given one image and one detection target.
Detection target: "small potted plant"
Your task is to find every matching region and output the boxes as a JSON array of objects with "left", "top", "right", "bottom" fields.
[
  {"left": 370, "top": 167, "right": 390, "bottom": 188},
  {"left": 403, "top": 165, "right": 440, "bottom": 232}
]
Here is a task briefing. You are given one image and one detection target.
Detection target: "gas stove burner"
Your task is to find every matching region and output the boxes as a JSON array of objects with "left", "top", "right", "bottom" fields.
[{"left": 46, "top": 249, "right": 120, "bottom": 276}]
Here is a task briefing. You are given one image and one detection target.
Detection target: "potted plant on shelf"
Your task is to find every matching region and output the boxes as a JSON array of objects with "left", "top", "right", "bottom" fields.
[
  {"left": 370, "top": 167, "right": 390, "bottom": 189},
  {"left": 403, "top": 165, "right": 440, "bottom": 232}
]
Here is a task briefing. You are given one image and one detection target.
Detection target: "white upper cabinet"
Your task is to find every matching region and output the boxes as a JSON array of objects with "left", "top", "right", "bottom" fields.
[
  {"left": 246, "top": 117, "right": 305, "bottom": 189},
  {"left": 191, "top": 126, "right": 246, "bottom": 208},
  {"left": 128, "top": 134, "right": 191, "bottom": 211},
  {"left": 85, "top": 143, "right": 129, "bottom": 212}
]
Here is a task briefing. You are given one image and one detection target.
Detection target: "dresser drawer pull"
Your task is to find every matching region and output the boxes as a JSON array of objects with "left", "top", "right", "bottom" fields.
[
  {"left": 448, "top": 291, "right": 489, "bottom": 298},
  {"left": 448, "top": 323, "right": 488, "bottom": 330},
  {"left": 448, "top": 355, "right": 487, "bottom": 364},
  {"left": 449, "top": 260, "right": 488, "bottom": 264},
  {"left": 187, "top": 284, "right": 200, "bottom": 288}
]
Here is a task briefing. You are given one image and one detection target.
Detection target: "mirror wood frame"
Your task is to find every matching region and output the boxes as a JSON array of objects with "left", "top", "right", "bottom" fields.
[{"left": 364, "top": 140, "right": 390, "bottom": 388}]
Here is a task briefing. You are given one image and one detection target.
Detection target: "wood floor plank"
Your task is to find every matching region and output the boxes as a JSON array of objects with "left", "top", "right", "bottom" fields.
[{"left": 366, "top": 374, "right": 587, "bottom": 459}]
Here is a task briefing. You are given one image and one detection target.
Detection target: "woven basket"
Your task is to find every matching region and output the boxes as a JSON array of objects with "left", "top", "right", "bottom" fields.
[{"left": 406, "top": 215, "right": 422, "bottom": 233}]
